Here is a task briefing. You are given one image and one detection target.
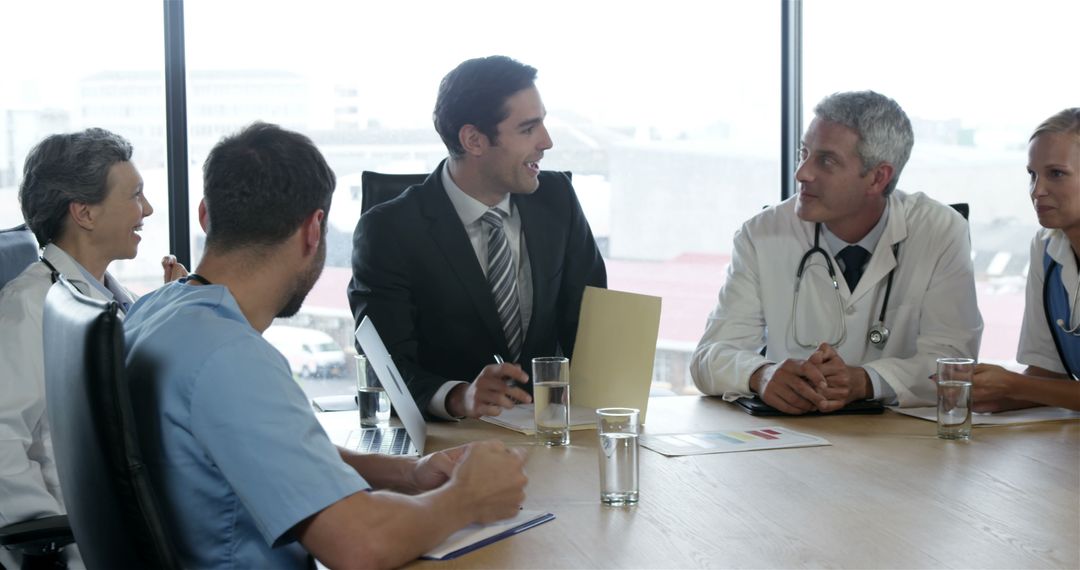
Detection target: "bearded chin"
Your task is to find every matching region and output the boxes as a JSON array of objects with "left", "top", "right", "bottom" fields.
[
  {"left": 276, "top": 290, "right": 307, "bottom": 319},
  {"left": 277, "top": 239, "right": 326, "bottom": 318}
]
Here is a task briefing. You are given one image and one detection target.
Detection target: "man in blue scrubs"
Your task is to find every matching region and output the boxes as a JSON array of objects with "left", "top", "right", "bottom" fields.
[{"left": 124, "top": 123, "right": 528, "bottom": 568}]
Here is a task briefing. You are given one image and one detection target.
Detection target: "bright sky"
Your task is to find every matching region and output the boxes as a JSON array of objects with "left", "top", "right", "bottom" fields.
[{"left": 2, "top": 0, "right": 1074, "bottom": 140}]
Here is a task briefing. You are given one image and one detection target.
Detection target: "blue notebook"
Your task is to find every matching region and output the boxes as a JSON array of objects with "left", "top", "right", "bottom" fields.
[{"left": 421, "top": 510, "right": 555, "bottom": 560}]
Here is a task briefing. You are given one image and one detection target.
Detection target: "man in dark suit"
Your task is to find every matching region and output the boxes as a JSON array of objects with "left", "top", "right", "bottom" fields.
[{"left": 348, "top": 55, "right": 607, "bottom": 420}]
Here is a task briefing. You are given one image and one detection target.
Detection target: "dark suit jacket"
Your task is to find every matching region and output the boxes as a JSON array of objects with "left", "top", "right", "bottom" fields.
[{"left": 347, "top": 161, "right": 607, "bottom": 416}]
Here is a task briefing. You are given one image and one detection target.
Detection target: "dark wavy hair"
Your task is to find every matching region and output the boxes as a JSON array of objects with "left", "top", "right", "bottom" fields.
[{"left": 433, "top": 55, "right": 538, "bottom": 158}]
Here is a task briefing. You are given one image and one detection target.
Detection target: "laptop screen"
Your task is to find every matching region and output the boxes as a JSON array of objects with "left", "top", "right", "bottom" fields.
[{"left": 354, "top": 316, "right": 427, "bottom": 454}]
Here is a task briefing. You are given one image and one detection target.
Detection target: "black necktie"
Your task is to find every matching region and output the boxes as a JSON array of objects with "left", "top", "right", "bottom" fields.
[{"left": 837, "top": 245, "right": 870, "bottom": 292}]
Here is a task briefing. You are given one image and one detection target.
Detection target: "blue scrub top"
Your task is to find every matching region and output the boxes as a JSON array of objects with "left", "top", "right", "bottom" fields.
[{"left": 124, "top": 281, "right": 369, "bottom": 568}]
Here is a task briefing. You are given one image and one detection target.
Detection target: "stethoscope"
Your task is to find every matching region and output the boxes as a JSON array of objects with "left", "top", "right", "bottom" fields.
[
  {"left": 1042, "top": 256, "right": 1080, "bottom": 380},
  {"left": 39, "top": 254, "right": 130, "bottom": 314},
  {"left": 1044, "top": 257, "right": 1080, "bottom": 337},
  {"left": 789, "top": 223, "right": 899, "bottom": 349},
  {"left": 40, "top": 256, "right": 60, "bottom": 283}
]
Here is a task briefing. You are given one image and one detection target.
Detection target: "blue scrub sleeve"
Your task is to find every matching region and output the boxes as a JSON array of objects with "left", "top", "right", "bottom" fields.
[{"left": 189, "top": 338, "right": 369, "bottom": 546}]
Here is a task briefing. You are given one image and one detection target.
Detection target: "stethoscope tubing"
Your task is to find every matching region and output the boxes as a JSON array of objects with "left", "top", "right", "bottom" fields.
[{"left": 789, "top": 223, "right": 897, "bottom": 349}]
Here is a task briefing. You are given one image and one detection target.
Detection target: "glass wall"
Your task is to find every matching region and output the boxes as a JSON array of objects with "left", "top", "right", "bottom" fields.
[
  {"left": 6, "top": 1, "right": 1068, "bottom": 394},
  {"left": 803, "top": 0, "right": 1080, "bottom": 364},
  {"left": 184, "top": 0, "right": 781, "bottom": 397},
  {"left": 0, "top": 1, "right": 169, "bottom": 293}
]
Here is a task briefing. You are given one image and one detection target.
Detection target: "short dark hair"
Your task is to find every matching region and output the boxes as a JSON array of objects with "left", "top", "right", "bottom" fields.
[
  {"left": 433, "top": 55, "right": 538, "bottom": 158},
  {"left": 19, "top": 128, "right": 133, "bottom": 246},
  {"left": 202, "top": 122, "right": 335, "bottom": 252}
]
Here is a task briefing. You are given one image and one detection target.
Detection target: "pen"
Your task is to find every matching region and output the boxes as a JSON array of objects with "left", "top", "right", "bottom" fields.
[
  {"left": 494, "top": 354, "right": 521, "bottom": 402},
  {"left": 494, "top": 354, "right": 515, "bottom": 387}
]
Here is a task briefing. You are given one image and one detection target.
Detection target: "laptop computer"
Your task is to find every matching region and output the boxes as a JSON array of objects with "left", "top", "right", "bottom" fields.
[{"left": 346, "top": 315, "right": 427, "bottom": 456}]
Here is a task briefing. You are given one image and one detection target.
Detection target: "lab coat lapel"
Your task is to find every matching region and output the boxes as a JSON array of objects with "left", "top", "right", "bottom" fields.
[
  {"left": 42, "top": 244, "right": 104, "bottom": 300},
  {"left": 846, "top": 194, "right": 907, "bottom": 305}
]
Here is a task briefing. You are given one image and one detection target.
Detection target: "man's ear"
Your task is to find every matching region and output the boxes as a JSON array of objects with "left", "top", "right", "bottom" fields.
[
  {"left": 459, "top": 124, "right": 490, "bottom": 156},
  {"left": 303, "top": 209, "right": 324, "bottom": 255},
  {"left": 198, "top": 198, "right": 210, "bottom": 232},
  {"left": 868, "top": 163, "right": 895, "bottom": 196},
  {"left": 68, "top": 202, "right": 96, "bottom": 231}
]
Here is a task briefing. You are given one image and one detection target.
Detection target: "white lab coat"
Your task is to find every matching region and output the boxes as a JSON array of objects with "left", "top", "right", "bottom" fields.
[
  {"left": 0, "top": 243, "right": 130, "bottom": 570},
  {"left": 1017, "top": 228, "right": 1076, "bottom": 374},
  {"left": 691, "top": 190, "right": 983, "bottom": 407}
]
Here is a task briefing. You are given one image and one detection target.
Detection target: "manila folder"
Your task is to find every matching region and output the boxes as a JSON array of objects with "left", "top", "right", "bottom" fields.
[{"left": 570, "top": 286, "right": 661, "bottom": 423}]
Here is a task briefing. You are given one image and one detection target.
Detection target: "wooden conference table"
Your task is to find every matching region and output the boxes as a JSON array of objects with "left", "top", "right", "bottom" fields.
[{"left": 318, "top": 396, "right": 1079, "bottom": 569}]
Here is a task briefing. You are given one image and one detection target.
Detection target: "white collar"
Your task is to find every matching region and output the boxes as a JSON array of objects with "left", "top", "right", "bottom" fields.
[
  {"left": 821, "top": 202, "right": 891, "bottom": 257},
  {"left": 441, "top": 162, "right": 512, "bottom": 226}
]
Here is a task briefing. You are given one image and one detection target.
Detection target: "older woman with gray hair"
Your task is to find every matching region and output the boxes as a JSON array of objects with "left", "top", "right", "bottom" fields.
[{"left": 0, "top": 128, "right": 186, "bottom": 569}]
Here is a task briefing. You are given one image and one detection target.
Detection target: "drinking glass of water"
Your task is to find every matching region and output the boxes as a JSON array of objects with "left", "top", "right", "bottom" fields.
[
  {"left": 596, "top": 407, "right": 640, "bottom": 506},
  {"left": 936, "top": 357, "right": 974, "bottom": 440},
  {"left": 532, "top": 357, "right": 570, "bottom": 446},
  {"left": 356, "top": 354, "right": 390, "bottom": 427}
]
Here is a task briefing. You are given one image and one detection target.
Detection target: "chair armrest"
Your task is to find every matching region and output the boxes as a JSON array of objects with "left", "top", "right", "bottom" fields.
[{"left": 0, "top": 514, "right": 75, "bottom": 555}]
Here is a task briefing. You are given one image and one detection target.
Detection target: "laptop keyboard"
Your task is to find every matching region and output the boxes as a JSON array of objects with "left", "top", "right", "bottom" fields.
[{"left": 349, "top": 428, "right": 412, "bottom": 455}]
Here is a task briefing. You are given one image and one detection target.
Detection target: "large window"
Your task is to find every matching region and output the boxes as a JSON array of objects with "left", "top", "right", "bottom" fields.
[
  {"left": 183, "top": 0, "right": 781, "bottom": 397},
  {"left": 804, "top": 0, "right": 1080, "bottom": 364},
  {"left": 5, "top": 1, "right": 1068, "bottom": 393},
  {"left": 0, "top": 1, "right": 169, "bottom": 293}
]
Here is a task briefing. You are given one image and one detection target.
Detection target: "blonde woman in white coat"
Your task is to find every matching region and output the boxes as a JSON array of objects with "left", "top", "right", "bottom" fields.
[{"left": 0, "top": 128, "right": 186, "bottom": 569}]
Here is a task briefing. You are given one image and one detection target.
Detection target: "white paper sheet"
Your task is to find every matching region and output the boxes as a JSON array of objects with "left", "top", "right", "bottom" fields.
[
  {"left": 890, "top": 405, "right": 1080, "bottom": 426},
  {"left": 480, "top": 404, "right": 597, "bottom": 435},
  {"left": 640, "top": 426, "right": 830, "bottom": 456}
]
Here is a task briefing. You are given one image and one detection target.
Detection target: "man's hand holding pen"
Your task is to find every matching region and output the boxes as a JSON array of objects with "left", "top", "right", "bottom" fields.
[{"left": 446, "top": 359, "right": 531, "bottom": 419}]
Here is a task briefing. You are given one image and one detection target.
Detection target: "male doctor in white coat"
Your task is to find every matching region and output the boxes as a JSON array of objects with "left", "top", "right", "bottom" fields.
[{"left": 691, "top": 91, "right": 982, "bottom": 413}]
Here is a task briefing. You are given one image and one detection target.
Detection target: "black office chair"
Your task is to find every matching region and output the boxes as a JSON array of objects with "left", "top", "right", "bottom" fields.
[
  {"left": 360, "top": 170, "right": 574, "bottom": 215},
  {"left": 949, "top": 202, "right": 969, "bottom": 220},
  {"left": 0, "top": 515, "right": 74, "bottom": 570},
  {"left": 0, "top": 223, "right": 39, "bottom": 290},
  {"left": 360, "top": 171, "right": 428, "bottom": 215},
  {"left": 42, "top": 277, "right": 180, "bottom": 569}
]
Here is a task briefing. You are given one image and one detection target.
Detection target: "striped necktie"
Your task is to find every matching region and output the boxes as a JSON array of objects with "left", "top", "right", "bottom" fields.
[{"left": 481, "top": 209, "right": 523, "bottom": 362}]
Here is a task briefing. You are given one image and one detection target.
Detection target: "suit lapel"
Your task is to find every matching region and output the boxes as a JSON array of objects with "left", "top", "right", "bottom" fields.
[{"left": 418, "top": 163, "right": 509, "bottom": 355}]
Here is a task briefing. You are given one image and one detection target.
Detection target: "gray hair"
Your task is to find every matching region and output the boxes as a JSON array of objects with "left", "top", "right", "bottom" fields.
[
  {"left": 814, "top": 91, "right": 913, "bottom": 195},
  {"left": 19, "top": 128, "right": 134, "bottom": 246}
]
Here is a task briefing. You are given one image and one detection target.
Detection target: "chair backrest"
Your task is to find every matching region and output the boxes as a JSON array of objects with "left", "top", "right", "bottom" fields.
[
  {"left": 360, "top": 170, "right": 575, "bottom": 215},
  {"left": 949, "top": 202, "right": 969, "bottom": 220},
  {"left": 0, "top": 224, "right": 39, "bottom": 290},
  {"left": 43, "top": 277, "right": 180, "bottom": 570},
  {"left": 360, "top": 171, "right": 428, "bottom": 214}
]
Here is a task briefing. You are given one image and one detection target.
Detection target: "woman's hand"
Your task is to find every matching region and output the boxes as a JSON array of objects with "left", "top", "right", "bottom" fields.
[{"left": 161, "top": 255, "right": 189, "bottom": 282}]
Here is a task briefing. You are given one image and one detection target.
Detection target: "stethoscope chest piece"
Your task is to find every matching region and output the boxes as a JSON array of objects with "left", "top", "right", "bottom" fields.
[{"left": 867, "top": 323, "right": 890, "bottom": 347}]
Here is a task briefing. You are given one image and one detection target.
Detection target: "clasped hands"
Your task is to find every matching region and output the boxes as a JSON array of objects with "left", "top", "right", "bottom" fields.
[{"left": 752, "top": 342, "right": 870, "bottom": 415}]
